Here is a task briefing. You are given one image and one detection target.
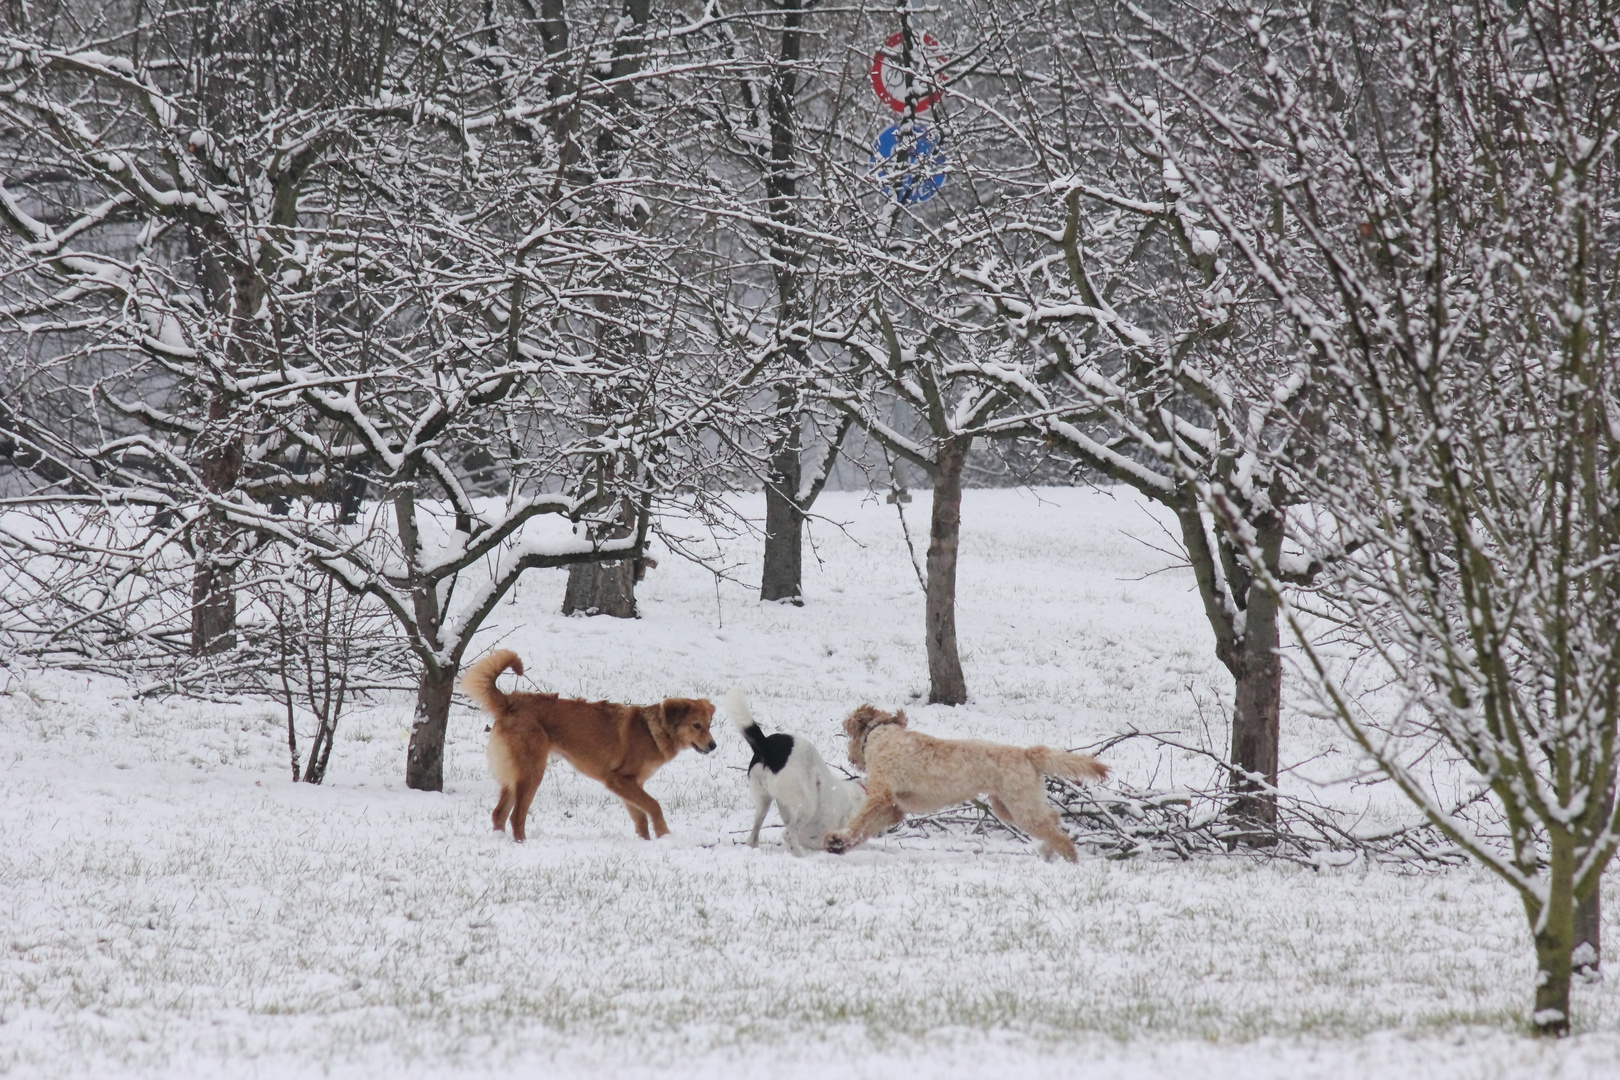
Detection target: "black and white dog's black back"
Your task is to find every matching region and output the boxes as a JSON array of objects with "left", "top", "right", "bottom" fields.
[{"left": 727, "top": 689, "right": 863, "bottom": 855}]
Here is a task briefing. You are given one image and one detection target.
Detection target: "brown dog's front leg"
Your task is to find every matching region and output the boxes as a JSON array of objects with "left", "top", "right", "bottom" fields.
[
  {"left": 826, "top": 788, "right": 903, "bottom": 854},
  {"left": 604, "top": 774, "right": 670, "bottom": 838},
  {"left": 625, "top": 803, "right": 652, "bottom": 840}
]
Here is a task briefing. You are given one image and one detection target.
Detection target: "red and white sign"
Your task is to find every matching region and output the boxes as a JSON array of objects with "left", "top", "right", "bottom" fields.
[{"left": 869, "top": 31, "right": 948, "bottom": 114}]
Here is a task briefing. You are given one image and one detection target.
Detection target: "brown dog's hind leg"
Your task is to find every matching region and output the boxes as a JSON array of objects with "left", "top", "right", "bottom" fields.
[
  {"left": 509, "top": 761, "right": 546, "bottom": 843},
  {"left": 826, "top": 788, "right": 904, "bottom": 854},
  {"left": 492, "top": 787, "right": 516, "bottom": 833}
]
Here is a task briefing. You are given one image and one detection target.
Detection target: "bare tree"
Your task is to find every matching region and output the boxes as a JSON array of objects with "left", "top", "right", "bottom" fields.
[
  {"left": 0, "top": 1, "right": 751, "bottom": 791},
  {"left": 1133, "top": 0, "right": 1620, "bottom": 1034},
  {"left": 666, "top": 0, "right": 888, "bottom": 605},
  {"left": 257, "top": 557, "right": 406, "bottom": 784},
  {"left": 923, "top": 0, "right": 1356, "bottom": 828},
  {"left": 545, "top": 0, "right": 664, "bottom": 620},
  {"left": 818, "top": 309, "right": 986, "bottom": 706},
  {"left": 0, "top": 0, "right": 412, "bottom": 655},
  {"left": 805, "top": 0, "right": 1320, "bottom": 732},
  {"left": 776, "top": 3, "right": 1045, "bottom": 706}
]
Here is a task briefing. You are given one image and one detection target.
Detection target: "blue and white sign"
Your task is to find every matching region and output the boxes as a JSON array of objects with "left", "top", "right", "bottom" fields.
[{"left": 870, "top": 123, "right": 947, "bottom": 205}]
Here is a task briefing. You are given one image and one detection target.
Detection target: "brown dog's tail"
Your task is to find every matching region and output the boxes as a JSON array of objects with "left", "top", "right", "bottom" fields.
[
  {"left": 460, "top": 649, "right": 523, "bottom": 716},
  {"left": 1028, "top": 746, "right": 1109, "bottom": 783}
]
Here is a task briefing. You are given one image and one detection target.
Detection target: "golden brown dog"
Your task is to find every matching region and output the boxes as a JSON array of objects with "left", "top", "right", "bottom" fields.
[
  {"left": 460, "top": 649, "right": 717, "bottom": 842},
  {"left": 824, "top": 704, "right": 1108, "bottom": 861}
]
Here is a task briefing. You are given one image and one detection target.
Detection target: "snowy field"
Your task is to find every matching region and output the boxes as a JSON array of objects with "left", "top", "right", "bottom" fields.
[{"left": 3, "top": 487, "right": 1618, "bottom": 1079}]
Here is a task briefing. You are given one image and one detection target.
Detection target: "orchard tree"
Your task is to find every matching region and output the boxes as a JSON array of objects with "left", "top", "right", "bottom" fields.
[
  {"left": 793, "top": 4, "right": 1047, "bottom": 706},
  {"left": 0, "top": 0, "right": 746, "bottom": 791},
  {"left": 812, "top": 0, "right": 1331, "bottom": 744},
  {"left": 0, "top": 0, "right": 410, "bottom": 655},
  {"left": 672, "top": 0, "right": 890, "bottom": 605},
  {"left": 1132, "top": 0, "right": 1620, "bottom": 1034},
  {"left": 932, "top": 0, "right": 1354, "bottom": 827}
]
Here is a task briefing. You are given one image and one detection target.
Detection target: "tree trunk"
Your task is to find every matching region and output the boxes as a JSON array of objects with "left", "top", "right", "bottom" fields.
[
  {"left": 405, "top": 664, "right": 457, "bottom": 792},
  {"left": 759, "top": 4, "right": 807, "bottom": 606},
  {"left": 563, "top": 558, "right": 638, "bottom": 618},
  {"left": 302, "top": 710, "right": 339, "bottom": 785},
  {"left": 1575, "top": 885, "right": 1601, "bottom": 978},
  {"left": 1531, "top": 837, "right": 1578, "bottom": 1036},
  {"left": 1228, "top": 513, "right": 1284, "bottom": 830},
  {"left": 1228, "top": 640, "right": 1282, "bottom": 829},
  {"left": 761, "top": 484, "right": 805, "bottom": 604},
  {"left": 189, "top": 394, "right": 242, "bottom": 655},
  {"left": 562, "top": 490, "right": 640, "bottom": 618},
  {"left": 761, "top": 389, "right": 805, "bottom": 604},
  {"left": 1574, "top": 787, "right": 1610, "bottom": 978},
  {"left": 926, "top": 438, "right": 969, "bottom": 705},
  {"left": 189, "top": 552, "right": 237, "bottom": 654}
]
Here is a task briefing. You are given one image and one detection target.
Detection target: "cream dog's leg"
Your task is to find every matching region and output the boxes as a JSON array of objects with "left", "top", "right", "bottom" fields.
[{"left": 825, "top": 784, "right": 904, "bottom": 854}]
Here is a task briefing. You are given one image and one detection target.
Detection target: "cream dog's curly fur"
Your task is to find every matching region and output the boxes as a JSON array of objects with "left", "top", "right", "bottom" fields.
[{"left": 824, "top": 704, "right": 1108, "bottom": 861}]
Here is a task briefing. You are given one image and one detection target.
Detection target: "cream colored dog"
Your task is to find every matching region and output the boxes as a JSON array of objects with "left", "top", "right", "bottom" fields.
[{"left": 824, "top": 704, "right": 1108, "bottom": 861}]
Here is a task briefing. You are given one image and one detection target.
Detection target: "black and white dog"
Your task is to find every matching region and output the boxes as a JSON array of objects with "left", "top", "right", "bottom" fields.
[{"left": 727, "top": 689, "right": 864, "bottom": 855}]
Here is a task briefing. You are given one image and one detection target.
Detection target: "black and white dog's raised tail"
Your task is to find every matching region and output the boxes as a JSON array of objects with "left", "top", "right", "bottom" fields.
[
  {"left": 730, "top": 687, "right": 796, "bottom": 775},
  {"left": 727, "top": 688, "right": 864, "bottom": 856}
]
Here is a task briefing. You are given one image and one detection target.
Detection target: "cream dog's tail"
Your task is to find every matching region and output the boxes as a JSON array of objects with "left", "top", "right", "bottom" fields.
[
  {"left": 1028, "top": 746, "right": 1109, "bottom": 783},
  {"left": 460, "top": 649, "right": 523, "bottom": 715}
]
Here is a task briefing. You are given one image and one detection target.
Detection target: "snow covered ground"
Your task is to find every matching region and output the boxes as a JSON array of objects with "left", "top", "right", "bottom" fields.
[{"left": 3, "top": 487, "right": 1618, "bottom": 1079}]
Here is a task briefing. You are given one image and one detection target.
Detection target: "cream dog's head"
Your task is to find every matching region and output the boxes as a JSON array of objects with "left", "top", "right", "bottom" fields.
[{"left": 842, "top": 703, "right": 907, "bottom": 771}]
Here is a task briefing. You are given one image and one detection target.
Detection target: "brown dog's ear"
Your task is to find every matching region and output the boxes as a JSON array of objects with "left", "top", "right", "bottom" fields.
[
  {"left": 892, "top": 709, "right": 908, "bottom": 728},
  {"left": 663, "top": 699, "right": 691, "bottom": 725}
]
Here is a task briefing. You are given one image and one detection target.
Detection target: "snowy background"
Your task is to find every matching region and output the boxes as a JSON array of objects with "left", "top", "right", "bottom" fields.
[{"left": 3, "top": 487, "right": 1618, "bottom": 1078}]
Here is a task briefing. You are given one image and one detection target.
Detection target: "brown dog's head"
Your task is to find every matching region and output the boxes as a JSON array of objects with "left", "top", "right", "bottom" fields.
[
  {"left": 842, "top": 703, "right": 907, "bottom": 770},
  {"left": 663, "top": 698, "right": 718, "bottom": 754}
]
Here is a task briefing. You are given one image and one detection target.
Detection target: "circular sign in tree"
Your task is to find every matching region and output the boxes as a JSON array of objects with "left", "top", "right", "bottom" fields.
[{"left": 869, "top": 31, "right": 948, "bottom": 114}]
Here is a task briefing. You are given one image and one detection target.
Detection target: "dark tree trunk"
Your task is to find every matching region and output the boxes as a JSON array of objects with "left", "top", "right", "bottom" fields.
[
  {"left": 561, "top": 451, "right": 639, "bottom": 617},
  {"left": 761, "top": 388, "right": 805, "bottom": 604},
  {"left": 1227, "top": 511, "right": 1284, "bottom": 829},
  {"left": 1227, "top": 635, "right": 1282, "bottom": 828},
  {"left": 563, "top": 558, "right": 638, "bottom": 618},
  {"left": 189, "top": 553, "right": 237, "bottom": 655},
  {"left": 302, "top": 668, "right": 343, "bottom": 784},
  {"left": 301, "top": 721, "right": 336, "bottom": 785},
  {"left": 926, "top": 438, "right": 969, "bottom": 705},
  {"left": 1532, "top": 837, "right": 1578, "bottom": 1036},
  {"left": 190, "top": 393, "right": 242, "bottom": 655},
  {"left": 760, "top": 7, "right": 808, "bottom": 606},
  {"left": 1574, "top": 787, "right": 1611, "bottom": 977},
  {"left": 336, "top": 457, "right": 369, "bottom": 525},
  {"left": 761, "top": 486, "right": 805, "bottom": 603},
  {"left": 405, "top": 664, "right": 457, "bottom": 792},
  {"left": 1575, "top": 885, "right": 1602, "bottom": 978}
]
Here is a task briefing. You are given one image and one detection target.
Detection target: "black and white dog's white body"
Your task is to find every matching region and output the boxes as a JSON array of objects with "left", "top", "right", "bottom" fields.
[{"left": 727, "top": 689, "right": 864, "bottom": 855}]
